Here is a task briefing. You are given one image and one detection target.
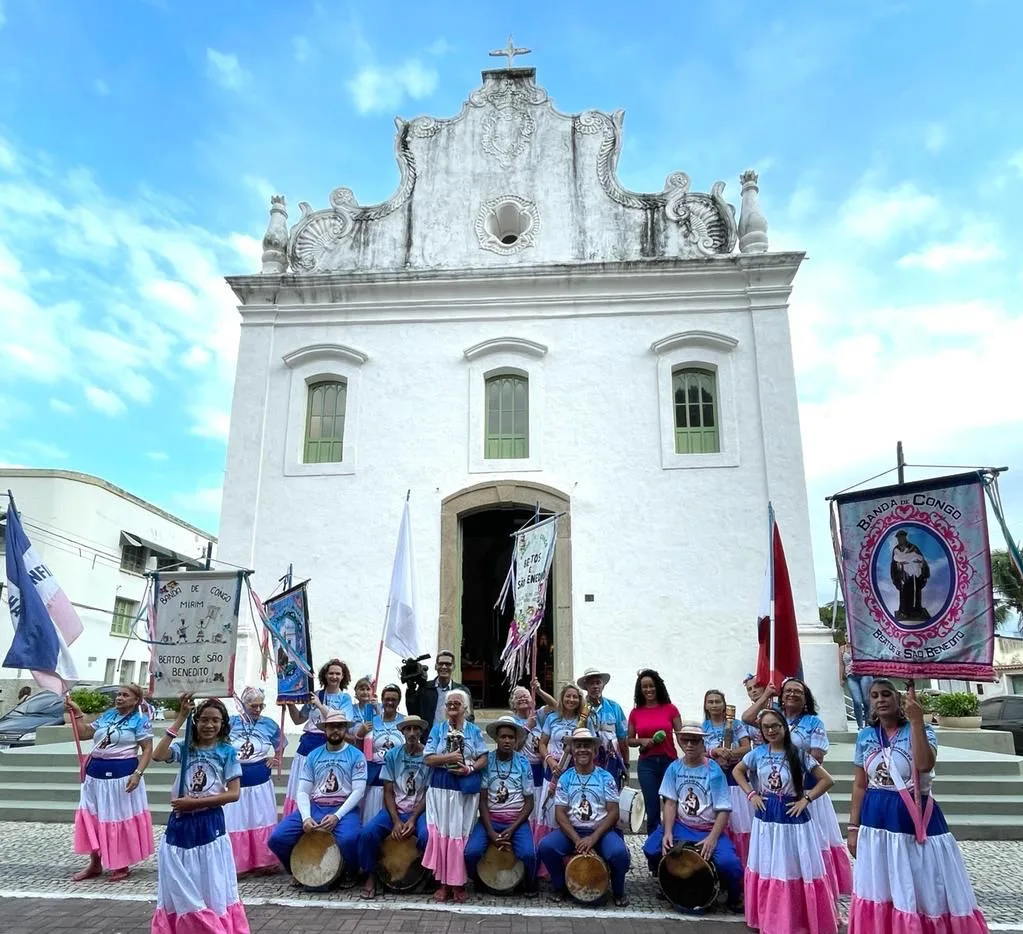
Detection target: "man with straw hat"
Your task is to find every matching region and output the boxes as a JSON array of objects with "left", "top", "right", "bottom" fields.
[
  {"left": 358, "top": 715, "right": 430, "bottom": 899},
  {"left": 464, "top": 715, "right": 538, "bottom": 896},
  {"left": 268, "top": 712, "right": 366, "bottom": 882},
  {"left": 577, "top": 667, "right": 629, "bottom": 789},
  {"left": 537, "top": 727, "right": 631, "bottom": 907}
]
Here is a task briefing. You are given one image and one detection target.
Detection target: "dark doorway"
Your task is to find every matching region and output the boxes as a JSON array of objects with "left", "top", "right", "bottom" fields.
[{"left": 460, "top": 507, "right": 555, "bottom": 709}]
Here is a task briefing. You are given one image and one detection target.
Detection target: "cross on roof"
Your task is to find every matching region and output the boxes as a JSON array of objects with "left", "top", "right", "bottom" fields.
[{"left": 489, "top": 35, "right": 531, "bottom": 68}]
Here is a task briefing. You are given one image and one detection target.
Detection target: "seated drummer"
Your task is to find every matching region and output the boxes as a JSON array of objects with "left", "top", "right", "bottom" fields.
[
  {"left": 464, "top": 715, "right": 537, "bottom": 897},
  {"left": 268, "top": 713, "right": 366, "bottom": 881},
  {"left": 358, "top": 715, "right": 430, "bottom": 899},
  {"left": 641, "top": 720, "right": 743, "bottom": 912},
  {"left": 537, "top": 727, "right": 631, "bottom": 907}
]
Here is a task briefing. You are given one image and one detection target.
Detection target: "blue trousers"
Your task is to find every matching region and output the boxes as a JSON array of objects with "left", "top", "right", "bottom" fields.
[
  {"left": 268, "top": 802, "right": 361, "bottom": 875},
  {"left": 464, "top": 818, "right": 536, "bottom": 890},
  {"left": 357, "top": 808, "right": 428, "bottom": 874},
  {"left": 537, "top": 826, "right": 630, "bottom": 898},
  {"left": 846, "top": 675, "right": 873, "bottom": 729},
  {"left": 642, "top": 820, "right": 742, "bottom": 904},
  {"left": 637, "top": 755, "right": 672, "bottom": 834}
]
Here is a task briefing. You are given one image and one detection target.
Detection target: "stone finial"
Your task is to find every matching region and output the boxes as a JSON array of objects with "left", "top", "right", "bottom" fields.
[
  {"left": 261, "top": 195, "right": 289, "bottom": 274},
  {"left": 737, "top": 170, "right": 768, "bottom": 254}
]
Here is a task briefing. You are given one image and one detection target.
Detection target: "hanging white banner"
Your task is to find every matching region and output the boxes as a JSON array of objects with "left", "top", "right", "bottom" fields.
[{"left": 149, "top": 570, "right": 244, "bottom": 697}]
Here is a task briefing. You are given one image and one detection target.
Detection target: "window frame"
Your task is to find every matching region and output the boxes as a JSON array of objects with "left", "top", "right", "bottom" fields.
[
  {"left": 464, "top": 340, "right": 546, "bottom": 475},
  {"left": 282, "top": 343, "right": 367, "bottom": 477},
  {"left": 671, "top": 366, "right": 721, "bottom": 455},
  {"left": 652, "top": 330, "right": 739, "bottom": 469},
  {"left": 484, "top": 371, "right": 530, "bottom": 460},
  {"left": 110, "top": 596, "right": 139, "bottom": 638},
  {"left": 303, "top": 378, "right": 348, "bottom": 465}
]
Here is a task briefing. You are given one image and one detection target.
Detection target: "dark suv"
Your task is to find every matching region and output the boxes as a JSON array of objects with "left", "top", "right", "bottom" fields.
[{"left": 979, "top": 695, "right": 1023, "bottom": 755}]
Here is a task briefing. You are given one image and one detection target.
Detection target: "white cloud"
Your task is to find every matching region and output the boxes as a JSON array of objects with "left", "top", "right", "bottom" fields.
[
  {"left": 84, "top": 385, "right": 126, "bottom": 417},
  {"left": 182, "top": 345, "right": 212, "bottom": 369},
  {"left": 147, "top": 451, "right": 169, "bottom": 461},
  {"left": 427, "top": 38, "right": 451, "bottom": 56},
  {"left": 93, "top": 79, "right": 110, "bottom": 96},
  {"left": 172, "top": 483, "right": 223, "bottom": 528},
  {"left": 898, "top": 237, "right": 1004, "bottom": 271},
  {"left": 0, "top": 137, "right": 16, "bottom": 172},
  {"left": 49, "top": 399, "right": 74, "bottom": 415},
  {"left": 1009, "top": 150, "right": 1023, "bottom": 178},
  {"left": 190, "top": 407, "right": 230, "bottom": 441},
  {"left": 19, "top": 439, "right": 68, "bottom": 463},
  {"left": 839, "top": 181, "right": 941, "bottom": 244},
  {"left": 206, "top": 49, "right": 249, "bottom": 91},
  {"left": 346, "top": 59, "right": 438, "bottom": 114},
  {"left": 241, "top": 175, "right": 275, "bottom": 203},
  {"left": 924, "top": 123, "right": 947, "bottom": 153}
]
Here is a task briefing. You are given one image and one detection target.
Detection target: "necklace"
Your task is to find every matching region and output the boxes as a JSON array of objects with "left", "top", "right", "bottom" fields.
[{"left": 493, "top": 754, "right": 514, "bottom": 780}]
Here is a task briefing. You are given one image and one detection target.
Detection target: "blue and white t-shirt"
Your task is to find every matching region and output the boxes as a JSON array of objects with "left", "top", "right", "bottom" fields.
[
  {"left": 741, "top": 745, "right": 817, "bottom": 797},
  {"left": 300, "top": 691, "right": 361, "bottom": 736},
  {"left": 302, "top": 742, "right": 368, "bottom": 806},
  {"left": 228, "top": 714, "right": 283, "bottom": 763},
  {"left": 513, "top": 714, "right": 543, "bottom": 765},
  {"left": 554, "top": 766, "right": 619, "bottom": 831},
  {"left": 589, "top": 697, "right": 628, "bottom": 750},
  {"left": 787, "top": 714, "right": 829, "bottom": 756},
  {"left": 381, "top": 745, "right": 428, "bottom": 814},
  {"left": 168, "top": 741, "right": 242, "bottom": 798},
  {"left": 366, "top": 714, "right": 406, "bottom": 764},
  {"left": 703, "top": 718, "right": 751, "bottom": 754},
  {"left": 659, "top": 757, "right": 732, "bottom": 830},
  {"left": 482, "top": 751, "right": 534, "bottom": 821},
  {"left": 854, "top": 723, "right": 937, "bottom": 795},
  {"left": 424, "top": 721, "right": 488, "bottom": 764},
  {"left": 541, "top": 714, "right": 594, "bottom": 764},
  {"left": 90, "top": 709, "right": 153, "bottom": 760}
]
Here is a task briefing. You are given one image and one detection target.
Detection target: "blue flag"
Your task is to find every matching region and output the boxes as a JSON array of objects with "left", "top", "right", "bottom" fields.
[{"left": 3, "top": 494, "right": 82, "bottom": 692}]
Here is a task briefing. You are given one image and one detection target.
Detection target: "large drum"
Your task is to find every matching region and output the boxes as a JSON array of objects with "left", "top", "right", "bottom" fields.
[
  {"left": 564, "top": 852, "right": 610, "bottom": 906},
  {"left": 291, "top": 830, "right": 344, "bottom": 891},
  {"left": 617, "top": 787, "right": 646, "bottom": 834},
  {"left": 477, "top": 844, "right": 524, "bottom": 894},
  {"left": 378, "top": 835, "right": 428, "bottom": 893},
  {"left": 658, "top": 843, "right": 721, "bottom": 914}
]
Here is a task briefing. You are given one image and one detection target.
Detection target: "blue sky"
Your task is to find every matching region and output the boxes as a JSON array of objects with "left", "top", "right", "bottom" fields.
[{"left": 1, "top": 0, "right": 1021, "bottom": 607}]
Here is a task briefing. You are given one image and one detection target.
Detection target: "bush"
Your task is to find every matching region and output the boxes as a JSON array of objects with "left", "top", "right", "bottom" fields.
[
  {"left": 69, "top": 688, "right": 111, "bottom": 714},
  {"left": 153, "top": 697, "right": 182, "bottom": 713},
  {"left": 918, "top": 692, "right": 939, "bottom": 714},
  {"left": 933, "top": 692, "right": 979, "bottom": 718}
]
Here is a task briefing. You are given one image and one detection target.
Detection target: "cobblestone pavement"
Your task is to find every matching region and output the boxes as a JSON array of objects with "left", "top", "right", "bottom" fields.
[{"left": 0, "top": 822, "right": 1020, "bottom": 928}]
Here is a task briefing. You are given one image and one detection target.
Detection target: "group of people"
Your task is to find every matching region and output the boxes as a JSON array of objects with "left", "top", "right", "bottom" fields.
[{"left": 62, "top": 651, "right": 990, "bottom": 934}]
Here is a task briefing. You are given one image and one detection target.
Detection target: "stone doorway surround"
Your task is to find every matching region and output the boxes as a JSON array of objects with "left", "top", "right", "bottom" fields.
[{"left": 439, "top": 480, "right": 573, "bottom": 691}]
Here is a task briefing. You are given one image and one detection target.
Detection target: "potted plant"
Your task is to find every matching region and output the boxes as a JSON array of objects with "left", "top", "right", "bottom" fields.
[{"left": 933, "top": 692, "right": 981, "bottom": 729}]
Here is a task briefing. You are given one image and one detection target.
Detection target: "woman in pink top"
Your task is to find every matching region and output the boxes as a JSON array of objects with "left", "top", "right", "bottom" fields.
[{"left": 626, "top": 669, "right": 683, "bottom": 833}]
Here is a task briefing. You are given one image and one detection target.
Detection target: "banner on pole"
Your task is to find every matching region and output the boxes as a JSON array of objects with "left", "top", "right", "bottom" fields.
[
  {"left": 832, "top": 472, "right": 995, "bottom": 680},
  {"left": 150, "top": 570, "right": 244, "bottom": 696},
  {"left": 264, "top": 582, "right": 314, "bottom": 704},
  {"left": 499, "top": 515, "right": 558, "bottom": 684}
]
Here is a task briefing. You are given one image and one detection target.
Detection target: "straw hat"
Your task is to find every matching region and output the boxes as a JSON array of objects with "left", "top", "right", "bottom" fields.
[
  {"left": 676, "top": 721, "right": 706, "bottom": 739},
  {"left": 569, "top": 727, "right": 598, "bottom": 744},
  {"left": 397, "top": 716, "right": 429, "bottom": 733},
  {"left": 315, "top": 713, "right": 353, "bottom": 731},
  {"left": 576, "top": 667, "right": 611, "bottom": 688},
  {"left": 485, "top": 714, "right": 528, "bottom": 745}
]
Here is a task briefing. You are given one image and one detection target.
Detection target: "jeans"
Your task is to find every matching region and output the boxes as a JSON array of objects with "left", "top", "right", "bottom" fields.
[
  {"left": 846, "top": 675, "right": 874, "bottom": 729},
  {"left": 357, "top": 808, "right": 428, "bottom": 874},
  {"left": 268, "top": 803, "right": 361, "bottom": 876},
  {"left": 637, "top": 755, "right": 672, "bottom": 834},
  {"left": 464, "top": 818, "right": 537, "bottom": 890},
  {"left": 537, "top": 826, "right": 630, "bottom": 898},
  {"left": 642, "top": 820, "right": 743, "bottom": 906}
]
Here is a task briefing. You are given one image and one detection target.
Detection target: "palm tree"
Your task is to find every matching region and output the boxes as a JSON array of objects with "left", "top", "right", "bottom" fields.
[{"left": 992, "top": 549, "right": 1023, "bottom": 633}]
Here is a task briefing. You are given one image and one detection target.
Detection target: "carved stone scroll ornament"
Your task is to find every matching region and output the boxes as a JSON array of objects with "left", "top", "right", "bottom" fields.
[
  {"left": 471, "top": 73, "right": 549, "bottom": 167},
  {"left": 474, "top": 195, "right": 540, "bottom": 255}
]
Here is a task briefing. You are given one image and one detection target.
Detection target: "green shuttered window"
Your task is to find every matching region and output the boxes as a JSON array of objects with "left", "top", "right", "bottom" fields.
[
  {"left": 673, "top": 367, "right": 719, "bottom": 454},
  {"left": 304, "top": 380, "right": 346, "bottom": 464},
  {"left": 485, "top": 374, "right": 529, "bottom": 459}
]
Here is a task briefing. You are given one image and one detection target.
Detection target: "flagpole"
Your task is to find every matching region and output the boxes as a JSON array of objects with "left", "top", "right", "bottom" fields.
[
  {"left": 372, "top": 490, "right": 410, "bottom": 691},
  {"left": 768, "top": 502, "right": 776, "bottom": 684}
]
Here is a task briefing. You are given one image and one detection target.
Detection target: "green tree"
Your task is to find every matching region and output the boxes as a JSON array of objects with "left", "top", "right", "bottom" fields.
[
  {"left": 992, "top": 548, "right": 1023, "bottom": 633},
  {"left": 819, "top": 601, "right": 846, "bottom": 644}
]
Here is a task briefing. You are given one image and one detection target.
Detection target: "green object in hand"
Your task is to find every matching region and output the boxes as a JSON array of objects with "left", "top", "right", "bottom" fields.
[{"left": 651, "top": 730, "right": 667, "bottom": 744}]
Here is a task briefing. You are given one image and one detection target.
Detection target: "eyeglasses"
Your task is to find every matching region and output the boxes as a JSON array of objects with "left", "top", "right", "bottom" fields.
[
  {"left": 679, "top": 737, "right": 702, "bottom": 745},
  {"left": 436, "top": 662, "right": 453, "bottom": 669},
  {"left": 445, "top": 700, "right": 463, "bottom": 708},
  {"left": 761, "top": 723, "right": 783, "bottom": 732}
]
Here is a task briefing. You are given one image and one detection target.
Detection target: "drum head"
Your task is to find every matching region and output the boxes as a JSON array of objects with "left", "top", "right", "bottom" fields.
[
  {"left": 379, "top": 835, "right": 426, "bottom": 893},
  {"left": 619, "top": 787, "right": 646, "bottom": 834},
  {"left": 565, "top": 853, "right": 610, "bottom": 905},
  {"left": 477, "top": 845, "right": 524, "bottom": 893},
  {"left": 292, "top": 831, "right": 344, "bottom": 891},
  {"left": 658, "top": 844, "right": 720, "bottom": 913}
]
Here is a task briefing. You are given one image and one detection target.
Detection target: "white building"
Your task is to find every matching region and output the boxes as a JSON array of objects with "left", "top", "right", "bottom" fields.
[
  {"left": 0, "top": 469, "right": 216, "bottom": 710},
  {"left": 219, "top": 59, "right": 844, "bottom": 724}
]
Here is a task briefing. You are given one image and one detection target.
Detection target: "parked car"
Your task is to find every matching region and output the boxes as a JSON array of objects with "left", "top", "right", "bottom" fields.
[
  {"left": 979, "top": 695, "right": 1023, "bottom": 755},
  {"left": 0, "top": 690, "right": 65, "bottom": 748}
]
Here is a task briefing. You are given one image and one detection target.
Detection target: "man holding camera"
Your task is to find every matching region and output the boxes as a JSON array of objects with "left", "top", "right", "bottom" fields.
[{"left": 404, "top": 650, "right": 473, "bottom": 725}]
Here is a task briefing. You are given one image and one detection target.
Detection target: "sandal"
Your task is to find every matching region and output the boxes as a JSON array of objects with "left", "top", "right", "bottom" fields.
[
  {"left": 433, "top": 885, "right": 450, "bottom": 903},
  {"left": 614, "top": 894, "right": 630, "bottom": 908},
  {"left": 451, "top": 886, "right": 467, "bottom": 904}
]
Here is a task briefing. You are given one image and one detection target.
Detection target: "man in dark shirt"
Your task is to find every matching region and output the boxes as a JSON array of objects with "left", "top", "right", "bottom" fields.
[{"left": 405, "top": 650, "right": 473, "bottom": 724}]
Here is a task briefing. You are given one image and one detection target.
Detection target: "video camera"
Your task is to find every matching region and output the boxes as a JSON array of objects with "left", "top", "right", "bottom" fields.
[{"left": 399, "top": 653, "right": 431, "bottom": 687}]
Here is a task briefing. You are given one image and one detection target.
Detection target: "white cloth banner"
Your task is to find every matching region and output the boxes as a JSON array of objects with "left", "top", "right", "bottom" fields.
[
  {"left": 384, "top": 499, "right": 421, "bottom": 659},
  {"left": 150, "top": 570, "right": 244, "bottom": 696}
]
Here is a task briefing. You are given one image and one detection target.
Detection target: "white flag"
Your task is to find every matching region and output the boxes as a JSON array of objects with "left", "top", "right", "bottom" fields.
[{"left": 383, "top": 499, "right": 420, "bottom": 659}]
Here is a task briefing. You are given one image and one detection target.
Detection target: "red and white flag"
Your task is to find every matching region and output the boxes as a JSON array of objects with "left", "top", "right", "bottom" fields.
[{"left": 755, "top": 503, "right": 802, "bottom": 687}]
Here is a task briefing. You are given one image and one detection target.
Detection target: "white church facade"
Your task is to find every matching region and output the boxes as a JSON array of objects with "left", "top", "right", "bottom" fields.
[{"left": 219, "top": 58, "right": 844, "bottom": 724}]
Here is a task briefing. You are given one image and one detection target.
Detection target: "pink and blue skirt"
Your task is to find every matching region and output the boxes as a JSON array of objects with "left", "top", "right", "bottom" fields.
[
  {"left": 73, "top": 756, "right": 155, "bottom": 871},
  {"left": 848, "top": 789, "right": 988, "bottom": 934},
  {"left": 744, "top": 794, "right": 840, "bottom": 934},
  {"left": 223, "top": 761, "right": 277, "bottom": 873},
  {"left": 422, "top": 769, "right": 481, "bottom": 887},
  {"left": 152, "top": 806, "right": 250, "bottom": 934},
  {"left": 805, "top": 775, "right": 853, "bottom": 898}
]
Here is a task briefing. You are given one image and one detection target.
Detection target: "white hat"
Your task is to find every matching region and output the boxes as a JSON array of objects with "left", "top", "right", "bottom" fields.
[
  {"left": 569, "top": 727, "right": 598, "bottom": 744},
  {"left": 486, "top": 714, "right": 528, "bottom": 744},
  {"left": 576, "top": 667, "right": 611, "bottom": 688},
  {"left": 397, "top": 716, "right": 429, "bottom": 733},
  {"left": 316, "top": 713, "right": 353, "bottom": 731},
  {"left": 676, "top": 721, "right": 706, "bottom": 739}
]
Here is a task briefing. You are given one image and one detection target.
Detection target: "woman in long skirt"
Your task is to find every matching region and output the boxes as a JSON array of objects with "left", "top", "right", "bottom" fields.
[
  {"left": 702, "top": 688, "right": 752, "bottom": 863},
  {"left": 356, "top": 683, "right": 405, "bottom": 820},
  {"left": 733, "top": 709, "right": 839, "bottom": 934},
  {"left": 282, "top": 657, "right": 359, "bottom": 815},
  {"left": 224, "top": 686, "right": 284, "bottom": 874},
  {"left": 422, "top": 689, "right": 487, "bottom": 904},
  {"left": 847, "top": 679, "right": 988, "bottom": 934},
  {"left": 66, "top": 684, "right": 155, "bottom": 881},
  {"left": 510, "top": 684, "right": 551, "bottom": 830},
  {"left": 151, "top": 695, "right": 249, "bottom": 934},
  {"left": 778, "top": 677, "right": 853, "bottom": 898}
]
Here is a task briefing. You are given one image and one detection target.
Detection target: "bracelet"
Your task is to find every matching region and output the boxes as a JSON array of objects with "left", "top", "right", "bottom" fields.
[
  {"left": 165, "top": 727, "right": 179, "bottom": 738},
  {"left": 73, "top": 713, "right": 83, "bottom": 720},
  {"left": 133, "top": 771, "right": 143, "bottom": 777},
  {"left": 847, "top": 824, "right": 860, "bottom": 832},
  {"left": 745, "top": 790, "right": 757, "bottom": 801}
]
